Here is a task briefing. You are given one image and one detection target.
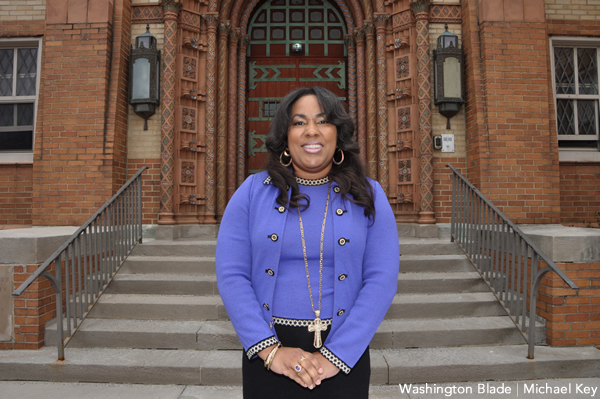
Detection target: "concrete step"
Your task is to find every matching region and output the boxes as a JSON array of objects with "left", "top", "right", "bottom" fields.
[
  {"left": 120, "top": 256, "right": 216, "bottom": 275},
  {"left": 105, "top": 274, "right": 218, "bottom": 296},
  {"left": 87, "top": 294, "right": 228, "bottom": 321},
  {"left": 399, "top": 254, "right": 474, "bottom": 273},
  {"left": 371, "top": 316, "right": 544, "bottom": 349},
  {"left": 130, "top": 241, "right": 217, "bottom": 257},
  {"left": 386, "top": 292, "right": 507, "bottom": 319},
  {"left": 1, "top": 345, "right": 599, "bottom": 386},
  {"left": 105, "top": 269, "right": 484, "bottom": 296},
  {"left": 383, "top": 345, "right": 600, "bottom": 384},
  {"left": 48, "top": 315, "right": 538, "bottom": 351},
  {"left": 0, "top": 347, "right": 241, "bottom": 386},
  {"left": 397, "top": 237, "right": 464, "bottom": 256},
  {"left": 87, "top": 291, "right": 503, "bottom": 323},
  {"left": 129, "top": 237, "right": 463, "bottom": 258},
  {"left": 47, "top": 319, "right": 208, "bottom": 350},
  {"left": 397, "top": 272, "right": 490, "bottom": 294},
  {"left": 45, "top": 319, "right": 242, "bottom": 351},
  {"left": 120, "top": 255, "right": 474, "bottom": 276}
]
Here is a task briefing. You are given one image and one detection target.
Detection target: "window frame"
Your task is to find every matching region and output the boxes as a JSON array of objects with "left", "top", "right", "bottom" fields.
[{"left": 0, "top": 38, "right": 42, "bottom": 163}]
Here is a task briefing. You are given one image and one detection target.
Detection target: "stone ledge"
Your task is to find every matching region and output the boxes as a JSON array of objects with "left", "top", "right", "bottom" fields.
[
  {"left": 519, "top": 224, "right": 600, "bottom": 263},
  {"left": 0, "top": 227, "right": 78, "bottom": 265}
]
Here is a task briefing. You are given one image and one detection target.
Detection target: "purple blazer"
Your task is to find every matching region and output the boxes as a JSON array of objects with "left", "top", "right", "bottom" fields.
[{"left": 216, "top": 171, "right": 400, "bottom": 373}]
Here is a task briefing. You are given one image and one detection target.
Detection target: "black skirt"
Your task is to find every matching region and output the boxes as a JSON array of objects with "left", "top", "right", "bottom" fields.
[{"left": 242, "top": 324, "right": 370, "bottom": 399}]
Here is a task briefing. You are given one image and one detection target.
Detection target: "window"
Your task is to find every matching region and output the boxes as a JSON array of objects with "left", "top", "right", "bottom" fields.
[
  {"left": 263, "top": 101, "right": 279, "bottom": 117},
  {"left": 551, "top": 38, "right": 600, "bottom": 160},
  {"left": 0, "top": 39, "right": 41, "bottom": 162}
]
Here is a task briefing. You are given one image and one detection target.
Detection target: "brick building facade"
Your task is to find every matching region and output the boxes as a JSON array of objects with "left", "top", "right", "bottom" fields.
[
  {"left": 1, "top": 0, "right": 598, "bottom": 228},
  {"left": 0, "top": 0, "right": 599, "bottom": 348}
]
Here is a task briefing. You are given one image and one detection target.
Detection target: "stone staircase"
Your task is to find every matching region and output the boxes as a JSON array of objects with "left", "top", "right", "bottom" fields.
[{"left": 1, "top": 227, "right": 599, "bottom": 389}]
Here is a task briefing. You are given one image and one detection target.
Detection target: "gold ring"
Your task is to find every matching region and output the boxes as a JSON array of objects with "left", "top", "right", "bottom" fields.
[
  {"left": 299, "top": 356, "right": 307, "bottom": 363},
  {"left": 294, "top": 365, "right": 302, "bottom": 373}
]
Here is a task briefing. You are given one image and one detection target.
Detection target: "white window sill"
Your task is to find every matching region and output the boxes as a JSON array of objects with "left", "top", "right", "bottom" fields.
[
  {"left": 0, "top": 153, "right": 33, "bottom": 163},
  {"left": 559, "top": 149, "right": 600, "bottom": 162}
]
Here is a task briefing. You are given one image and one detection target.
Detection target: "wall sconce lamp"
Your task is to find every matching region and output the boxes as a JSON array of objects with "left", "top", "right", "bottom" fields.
[
  {"left": 129, "top": 25, "right": 161, "bottom": 130},
  {"left": 433, "top": 25, "right": 465, "bottom": 129}
]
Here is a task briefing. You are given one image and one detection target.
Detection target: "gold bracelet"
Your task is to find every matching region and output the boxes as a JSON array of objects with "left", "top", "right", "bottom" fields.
[
  {"left": 264, "top": 342, "right": 282, "bottom": 370},
  {"left": 264, "top": 342, "right": 278, "bottom": 368},
  {"left": 265, "top": 343, "right": 281, "bottom": 370},
  {"left": 267, "top": 345, "right": 280, "bottom": 370},
  {"left": 265, "top": 345, "right": 277, "bottom": 369}
]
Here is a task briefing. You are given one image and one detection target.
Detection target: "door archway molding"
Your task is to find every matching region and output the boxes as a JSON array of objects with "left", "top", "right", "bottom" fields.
[
  {"left": 155, "top": 0, "right": 440, "bottom": 224},
  {"left": 208, "top": 0, "right": 389, "bottom": 221}
]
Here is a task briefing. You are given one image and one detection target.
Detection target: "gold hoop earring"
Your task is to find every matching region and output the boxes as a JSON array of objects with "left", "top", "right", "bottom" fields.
[
  {"left": 280, "top": 149, "right": 292, "bottom": 167},
  {"left": 333, "top": 148, "right": 344, "bottom": 165}
]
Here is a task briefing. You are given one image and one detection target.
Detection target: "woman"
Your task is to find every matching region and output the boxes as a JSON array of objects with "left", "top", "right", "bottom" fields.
[{"left": 216, "top": 86, "right": 399, "bottom": 398}]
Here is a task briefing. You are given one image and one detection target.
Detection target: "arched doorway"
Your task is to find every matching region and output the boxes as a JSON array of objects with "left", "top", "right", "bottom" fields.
[
  {"left": 159, "top": 0, "right": 435, "bottom": 225},
  {"left": 245, "top": 0, "right": 348, "bottom": 174}
]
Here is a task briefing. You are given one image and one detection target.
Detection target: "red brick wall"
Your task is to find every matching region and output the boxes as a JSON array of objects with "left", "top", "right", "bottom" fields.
[
  {"left": 128, "top": 159, "right": 161, "bottom": 225},
  {"left": 0, "top": 263, "right": 54, "bottom": 350},
  {"left": 0, "top": 21, "right": 45, "bottom": 227},
  {"left": 4, "top": 256, "right": 105, "bottom": 350},
  {"left": 0, "top": 20, "right": 46, "bottom": 38},
  {"left": 461, "top": 0, "right": 489, "bottom": 190},
  {"left": 460, "top": 0, "right": 562, "bottom": 224},
  {"left": 32, "top": 21, "right": 115, "bottom": 225},
  {"left": 539, "top": 262, "right": 600, "bottom": 346},
  {"left": 433, "top": 156, "right": 466, "bottom": 223},
  {"left": 559, "top": 163, "right": 600, "bottom": 226},
  {"left": 105, "top": 0, "right": 132, "bottom": 193},
  {"left": 0, "top": 165, "right": 33, "bottom": 225},
  {"left": 30, "top": 0, "right": 131, "bottom": 226},
  {"left": 476, "top": 21, "right": 560, "bottom": 223}
]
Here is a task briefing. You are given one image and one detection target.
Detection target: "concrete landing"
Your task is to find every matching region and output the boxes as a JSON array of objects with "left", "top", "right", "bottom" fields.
[
  {"left": 2, "top": 379, "right": 599, "bottom": 399},
  {"left": 1, "top": 345, "right": 599, "bottom": 387}
]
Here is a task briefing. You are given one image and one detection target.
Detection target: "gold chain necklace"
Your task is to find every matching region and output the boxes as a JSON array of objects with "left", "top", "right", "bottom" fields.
[{"left": 298, "top": 181, "right": 331, "bottom": 348}]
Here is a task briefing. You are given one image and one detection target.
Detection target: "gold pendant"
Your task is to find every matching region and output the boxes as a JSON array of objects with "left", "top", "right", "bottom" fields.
[{"left": 308, "top": 310, "right": 327, "bottom": 348}]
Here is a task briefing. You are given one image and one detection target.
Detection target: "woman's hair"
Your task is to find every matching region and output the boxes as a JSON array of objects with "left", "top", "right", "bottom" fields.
[{"left": 265, "top": 86, "right": 375, "bottom": 218}]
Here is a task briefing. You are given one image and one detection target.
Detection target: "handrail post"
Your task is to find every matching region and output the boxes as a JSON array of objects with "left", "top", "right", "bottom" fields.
[
  {"left": 450, "top": 171, "right": 456, "bottom": 242},
  {"left": 138, "top": 175, "right": 143, "bottom": 243},
  {"left": 528, "top": 265, "right": 551, "bottom": 359}
]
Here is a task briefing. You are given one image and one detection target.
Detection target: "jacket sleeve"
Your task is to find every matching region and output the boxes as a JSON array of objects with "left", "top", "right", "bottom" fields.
[
  {"left": 216, "top": 175, "right": 278, "bottom": 359},
  {"left": 319, "top": 181, "right": 400, "bottom": 373}
]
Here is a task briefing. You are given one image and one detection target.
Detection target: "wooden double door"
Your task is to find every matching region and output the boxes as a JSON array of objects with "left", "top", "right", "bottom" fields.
[{"left": 246, "top": 58, "right": 347, "bottom": 174}]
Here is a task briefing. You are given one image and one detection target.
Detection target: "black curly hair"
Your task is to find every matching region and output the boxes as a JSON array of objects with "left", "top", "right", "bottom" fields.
[{"left": 264, "top": 86, "right": 375, "bottom": 219}]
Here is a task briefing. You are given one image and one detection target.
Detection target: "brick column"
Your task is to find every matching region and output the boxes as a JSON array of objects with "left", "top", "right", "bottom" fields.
[
  {"left": 469, "top": 0, "right": 559, "bottom": 223},
  {"left": 375, "top": 13, "right": 390, "bottom": 195},
  {"left": 202, "top": 13, "right": 219, "bottom": 224},
  {"left": 345, "top": 35, "right": 358, "bottom": 137},
  {"left": 365, "top": 21, "right": 377, "bottom": 180},
  {"left": 236, "top": 35, "right": 249, "bottom": 189},
  {"left": 158, "top": 0, "right": 180, "bottom": 225},
  {"left": 227, "top": 29, "right": 239, "bottom": 200},
  {"left": 216, "top": 21, "right": 230, "bottom": 222},
  {"left": 412, "top": 0, "right": 435, "bottom": 224},
  {"left": 33, "top": 0, "right": 118, "bottom": 226},
  {"left": 355, "top": 28, "right": 367, "bottom": 167}
]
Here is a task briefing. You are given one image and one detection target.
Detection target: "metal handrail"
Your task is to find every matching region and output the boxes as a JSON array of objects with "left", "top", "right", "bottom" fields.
[
  {"left": 13, "top": 167, "right": 148, "bottom": 360},
  {"left": 447, "top": 164, "right": 579, "bottom": 359}
]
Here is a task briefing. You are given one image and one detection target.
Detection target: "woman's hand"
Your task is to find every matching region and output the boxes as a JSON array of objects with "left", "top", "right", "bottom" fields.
[
  {"left": 259, "top": 346, "right": 324, "bottom": 389},
  {"left": 311, "top": 352, "right": 340, "bottom": 380}
]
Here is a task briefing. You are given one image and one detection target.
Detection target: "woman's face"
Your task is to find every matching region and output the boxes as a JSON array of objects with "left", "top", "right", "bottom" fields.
[{"left": 287, "top": 94, "right": 338, "bottom": 180}]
